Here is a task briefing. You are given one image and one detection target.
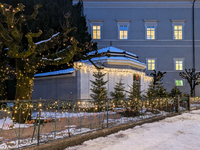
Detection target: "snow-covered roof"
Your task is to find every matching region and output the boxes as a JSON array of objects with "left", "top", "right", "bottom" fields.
[
  {"left": 34, "top": 46, "right": 146, "bottom": 78},
  {"left": 34, "top": 68, "right": 75, "bottom": 77},
  {"left": 89, "top": 46, "right": 138, "bottom": 58},
  {"left": 86, "top": 46, "right": 146, "bottom": 69},
  {"left": 88, "top": 56, "right": 145, "bottom": 65}
]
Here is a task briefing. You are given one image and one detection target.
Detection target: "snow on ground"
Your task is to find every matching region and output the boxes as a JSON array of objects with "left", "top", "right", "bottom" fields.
[
  {"left": 65, "top": 109, "right": 200, "bottom": 150},
  {"left": 32, "top": 111, "right": 117, "bottom": 119},
  {"left": 0, "top": 118, "right": 32, "bottom": 130},
  {"left": 0, "top": 126, "right": 93, "bottom": 149}
]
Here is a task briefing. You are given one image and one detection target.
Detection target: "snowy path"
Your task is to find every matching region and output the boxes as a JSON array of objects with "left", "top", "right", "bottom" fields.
[{"left": 65, "top": 110, "right": 200, "bottom": 150}]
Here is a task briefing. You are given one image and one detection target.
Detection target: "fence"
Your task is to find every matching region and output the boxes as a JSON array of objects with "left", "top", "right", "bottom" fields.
[
  {"left": 190, "top": 97, "right": 200, "bottom": 110},
  {"left": 0, "top": 96, "right": 195, "bottom": 149}
]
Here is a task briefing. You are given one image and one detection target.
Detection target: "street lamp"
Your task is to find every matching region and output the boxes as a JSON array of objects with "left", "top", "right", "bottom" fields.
[{"left": 193, "top": 0, "right": 196, "bottom": 95}]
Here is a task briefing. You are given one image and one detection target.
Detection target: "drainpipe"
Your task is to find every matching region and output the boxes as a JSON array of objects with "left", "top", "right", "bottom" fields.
[{"left": 193, "top": 0, "right": 196, "bottom": 96}]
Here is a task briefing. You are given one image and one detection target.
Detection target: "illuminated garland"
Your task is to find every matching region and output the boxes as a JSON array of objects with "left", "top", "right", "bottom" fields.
[{"left": 74, "top": 62, "right": 153, "bottom": 81}]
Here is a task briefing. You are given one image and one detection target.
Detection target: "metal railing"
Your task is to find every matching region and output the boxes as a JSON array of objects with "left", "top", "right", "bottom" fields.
[
  {"left": 190, "top": 97, "right": 200, "bottom": 110},
  {"left": 0, "top": 96, "right": 191, "bottom": 149}
]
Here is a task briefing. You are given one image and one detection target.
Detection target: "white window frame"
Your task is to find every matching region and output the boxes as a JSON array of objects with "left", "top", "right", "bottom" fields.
[
  {"left": 146, "top": 58, "right": 157, "bottom": 70},
  {"left": 144, "top": 20, "right": 158, "bottom": 40},
  {"left": 89, "top": 19, "right": 103, "bottom": 40},
  {"left": 116, "top": 20, "right": 130, "bottom": 40},
  {"left": 174, "top": 79, "right": 184, "bottom": 87},
  {"left": 171, "top": 20, "right": 186, "bottom": 40},
  {"left": 173, "top": 58, "right": 185, "bottom": 71}
]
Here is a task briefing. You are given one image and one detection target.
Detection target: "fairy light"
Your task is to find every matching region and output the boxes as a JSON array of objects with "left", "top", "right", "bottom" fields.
[{"left": 74, "top": 62, "right": 152, "bottom": 82}]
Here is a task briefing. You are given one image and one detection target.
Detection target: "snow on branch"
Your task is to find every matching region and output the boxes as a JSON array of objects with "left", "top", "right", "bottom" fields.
[
  {"left": 35, "top": 32, "right": 60, "bottom": 45},
  {"left": 42, "top": 57, "right": 63, "bottom": 61}
]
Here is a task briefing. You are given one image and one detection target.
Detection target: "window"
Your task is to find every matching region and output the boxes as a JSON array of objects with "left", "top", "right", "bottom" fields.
[
  {"left": 93, "top": 25, "right": 101, "bottom": 39},
  {"left": 174, "top": 25, "right": 182, "bottom": 40},
  {"left": 171, "top": 20, "right": 186, "bottom": 40},
  {"left": 119, "top": 25, "right": 128, "bottom": 39},
  {"left": 89, "top": 19, "right": 103, "bottom": 40},
  {"left": 173, "top": 58, "right": 184, "bottom": 70},
  {"left": 116, "top": 20, "right": 130, "bottom": 40},
  {"left": 147, "top": 26, "right": 155, "bottom": 39},
  {"left": 175, "top": 59, "right": 183, "bottom": 70},
  {"left": 144, "top": 20, "right": 158, "bottom": 40},
  {"left": 146, "top": 58, "right": 156, "bottom": 70},
  {"left": 175, "top": 80, "right": 183, "bottom": 86}
]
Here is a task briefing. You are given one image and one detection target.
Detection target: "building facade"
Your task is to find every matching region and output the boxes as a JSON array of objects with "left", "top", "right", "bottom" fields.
[
  {"left": 74, "top": 0, "right": 200, "bottom": 96},
  {"left": 33, "top": 47, "right": 152, "bottom": 100}
]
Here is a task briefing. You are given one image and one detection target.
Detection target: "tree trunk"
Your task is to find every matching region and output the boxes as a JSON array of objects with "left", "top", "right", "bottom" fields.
[
  {"left": 190, "top": 89, "right": 194, "bottom": 97},
  {"left": 15, "top": 71, "right": 34, "bottom": 100},
  {"left": 0, "top": 69, "right": 6, "bottom": 100},
  {"left": 13, "top": 59, "right": 35, "bottom": 123},
  {"left": 15, "top": 59, "right": 34, "bottom": 100}
]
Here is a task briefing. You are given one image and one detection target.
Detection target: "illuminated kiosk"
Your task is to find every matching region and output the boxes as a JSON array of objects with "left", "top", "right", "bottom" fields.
[{"left": 32, "top": 46, "right": 152, "bottom": 100}]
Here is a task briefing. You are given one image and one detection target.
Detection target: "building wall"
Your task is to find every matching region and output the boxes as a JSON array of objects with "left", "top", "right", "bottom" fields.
[
  {"left": 32, "top": 73, "right": 78, "bottom": 100},
  {"left": 78, "top": 66, "right": 152, "bottom": 99},
  {"left": 78, "top": 0, "right": 200, "bottom": 96}
]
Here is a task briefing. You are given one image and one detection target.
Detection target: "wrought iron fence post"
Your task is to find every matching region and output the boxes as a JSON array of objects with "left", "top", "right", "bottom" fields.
[
  {"left": 37, "top": 110, "right": 41, "bottom": 146},
  {"left": 188, "top": 96, "right": 191, "bottom": 111},
  {"left": 176, "top": 95, "right": 180, "bottom": 113},
  {"left": 54, "top": 110, "right": 57, "bottom": 140},
  {"left": 19, "top": 103, "right": 21, "bottom": 148},
  {"left": 141, "top": 98, "right": 143, "bottom": 117},
  {"left": 106, "top": 99, "right": 109, "bottom": 128}
]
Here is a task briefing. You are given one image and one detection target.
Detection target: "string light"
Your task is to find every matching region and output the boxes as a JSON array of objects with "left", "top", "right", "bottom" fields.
[{"left": 74, "top": 62, "right": 153, "bottom": 81}]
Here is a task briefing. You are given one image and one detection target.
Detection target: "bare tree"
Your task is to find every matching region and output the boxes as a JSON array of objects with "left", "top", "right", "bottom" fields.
[
  {"left": 179, "top": 68, "right": 200, "bottom": 97},
  {"left": 150, "top": 70, "right": 166, "bottom": 89}
]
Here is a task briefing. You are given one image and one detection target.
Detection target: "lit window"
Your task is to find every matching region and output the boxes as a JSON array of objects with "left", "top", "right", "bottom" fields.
[
  {"left": 89, "top": 19, "right": 103, "bottom": 40},
  {"left": 144, "top": 20, "right": 158, "bottom": 40},
  {"left": 147, "top": 26, "right": 155, "bottom": 39},
  {"left": 119, "top": 25, "right": 128, "bottom": 39},
  {"left": 117, "top": 20, "right": 130, "bottom": 40},
  {"left": 175, "top": 59, "right": 183, "bottom": 70},
  {"left": 93, "top": 25, "right": 101, "bottom": 39},
  {"left": 173, "top": 58, "right": 184, "bottom": 71},
  {"left": 171, "top": 20, "right": 185, "bottom": 40},
  {"left": 174, "top": 25, "right": 182, "bottom": 40},
  {"left": 175, "top": 80, "right": 183, "bottom": 86},
  {"left": 147, "top": 59, "right": 155, "bottom": 70}
]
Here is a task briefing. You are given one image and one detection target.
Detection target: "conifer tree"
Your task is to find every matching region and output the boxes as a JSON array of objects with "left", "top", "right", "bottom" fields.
[
  {"left": 90, "top": 70, "right": 108, "bottom": 111},
  {"left": 128, "top": 83, "right": 141, "bottom": 99},
  {"left": 127, "top": 82, "right": 141, "bottom": 108},
  {"left": 110, "top": 78, "right": 125, "bottom": 107},
  {"left": 156, "top": 84, "right": 168, "bottom": 97},
  {"left": 146, "top": 82, "right": 157, "bottom": 98},
  {"left": 146, "top": 70, "right": 168, "bottom": 98},
  {"left": 169, "top": 86, "right": 182, "bottom": 97}
]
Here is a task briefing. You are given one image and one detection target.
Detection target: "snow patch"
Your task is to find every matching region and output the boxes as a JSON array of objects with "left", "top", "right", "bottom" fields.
[
  {"left": 35, "top": 32, "right": 60, "bottom": 45},
  {"left": 34, "top": 68, "right": 75, "bottom": 77}
]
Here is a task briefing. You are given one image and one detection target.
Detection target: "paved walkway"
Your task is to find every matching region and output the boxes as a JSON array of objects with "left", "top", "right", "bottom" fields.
[{"left": 65, "top": 110, "right": 200, "bottom": 150}]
